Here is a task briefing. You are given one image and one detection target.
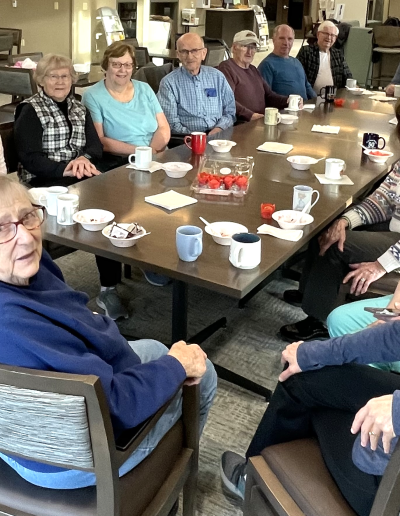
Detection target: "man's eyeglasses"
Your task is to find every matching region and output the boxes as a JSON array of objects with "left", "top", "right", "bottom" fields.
[
  {"left": 178, "top": 48, "right": 205, "bottom": 57},
  {"left": 46, "top": 74, "right": 72, "bottom": 82},
  {"left": 110, "top": 61, "right": 134, "bottom": 69},
  {"left": 239, "top": 44, "right": 257, "bottom": 52},
  {"left": 0, "top": 206, "right": 46, "bottom": 245},
  {"left": 319, "top": 31, "right": 337, "bottom": 39}
]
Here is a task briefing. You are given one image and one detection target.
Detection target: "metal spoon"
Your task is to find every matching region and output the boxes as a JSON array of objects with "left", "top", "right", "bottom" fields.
[{"left": 199, "top": 217, "right": 221, "bottom": 237}]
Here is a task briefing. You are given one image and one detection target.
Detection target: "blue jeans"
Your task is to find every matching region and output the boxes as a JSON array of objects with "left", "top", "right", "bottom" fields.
[{"left": 0, "top": 339, "right": 217, "bottom": 489}]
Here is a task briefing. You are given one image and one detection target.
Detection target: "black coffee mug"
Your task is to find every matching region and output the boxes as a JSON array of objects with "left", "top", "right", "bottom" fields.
[
  {"left": 362, "top": 132, "right": 386, "bottom": 150},
  {"left": 319, "top": 85, "right": 337, "bottom": 102}
]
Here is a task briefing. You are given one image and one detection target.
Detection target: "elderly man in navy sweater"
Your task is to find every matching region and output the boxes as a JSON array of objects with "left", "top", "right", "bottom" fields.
[{"left": 0, "top": 176, "right": 217, "bottom": 490}]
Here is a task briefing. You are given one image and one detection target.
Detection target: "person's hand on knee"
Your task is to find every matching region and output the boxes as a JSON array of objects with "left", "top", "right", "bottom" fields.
[
  {"left": 343, "top": 261, "right": 386, "bottom": 296},
  {"left": 318, "top": 218, "right": 348, "bottom": 256},
  {"left": 279, "top": 341, "right": 303, "bottom": 382},
  {"left": 168, "top": 340, "right": 207, "bottom": 383}
]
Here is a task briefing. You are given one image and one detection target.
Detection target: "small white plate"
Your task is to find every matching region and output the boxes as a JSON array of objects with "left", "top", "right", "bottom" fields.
[
  {"left": 73, "top": 209, "right": 115, "bottom": 231},
  {"left": 284, "top": 107, "right": 303, "bottom": 112},
  {"left": 102, "top": 223, "right": 147, "bottom": 247},
  {"left": 128, "top": 161, "right": 160, "bottom": 172}
]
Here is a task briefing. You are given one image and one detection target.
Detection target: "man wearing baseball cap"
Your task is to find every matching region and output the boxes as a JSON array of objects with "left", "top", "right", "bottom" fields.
[{"left": 218, "top": 30, "right": 290, "bottom": 123}]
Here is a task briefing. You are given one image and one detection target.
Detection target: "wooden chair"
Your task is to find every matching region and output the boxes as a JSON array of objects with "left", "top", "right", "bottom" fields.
[
  {"left": 0, "top": 27, "right": 22, "bottom": 53},
  {"left": 0, "top": 67, "right": 37, "bottom": 113},
  {"left": 8, "top": 52, "right": 43, "bottom": 65},
  {"left": 134, "top": 47, "right": 151, "bottom": 69},
  {"left": 372, "top": 26, "right": 400, "bottom": 87},
  {"left": 244, "top": 436, "right": 400, "bottom": 516},
  {"left": 0, "top": 363, "right": 199, "bottom": 516},
  {"left": 124, "top": 37, "right": 139, "bottom": 49},
  {"left": 0, "top": 120, "right": 17, "bottom": 173},
  {"left": 0, "top": 34, "right": 13, "bottom": 59},
  {"left": 134, "top": 62, "right": 173, "bottom": 93}
]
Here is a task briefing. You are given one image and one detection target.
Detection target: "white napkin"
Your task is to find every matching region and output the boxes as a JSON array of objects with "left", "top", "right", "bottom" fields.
[
  {"left": 389, "top": 117, "right": 398, "bottom": 125},
  {"left": 315, "top": 174, "right": 354, "bottom": 185},
  {"left": 257, "top": 142, "right": 294, "bottom": 154},
  {"left": 126, "top": 161, "right": 162, "bottom": 173},
  {"left": 145, "top": 190, "right": 198, "bottom": 211},
  {"left": 311, "top": 125, "right": 340, "bottom": 134},
  {"left": 257, "top": 224, "right": 303, "bottom": 241},
  {"left": 368, "top": 95, "right": 397, "bottom": 102},
  {"left": 303, "top": 104, "right": 316, "bottom": 110}
]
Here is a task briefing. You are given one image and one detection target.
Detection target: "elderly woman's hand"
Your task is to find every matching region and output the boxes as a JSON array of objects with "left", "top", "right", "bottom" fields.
[
  {"left": 63, "top": 156, "right": 100, "bottom": 180},
  {"left": 351, "top": 395, "right": 396, "bottom": 453},
  {"left": 279, "top": 341, "right": 303, "bottom": 382},
  {"left": 318, "top": 218, "right": 348, "bottom": 256},
  {"left": 343, "top": 261, "right": 386, "bottom": 296}
]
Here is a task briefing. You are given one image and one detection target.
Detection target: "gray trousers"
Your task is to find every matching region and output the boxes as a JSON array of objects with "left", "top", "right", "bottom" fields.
[{"left": 299, "top": 223, "right": 400, "bottom": 321}]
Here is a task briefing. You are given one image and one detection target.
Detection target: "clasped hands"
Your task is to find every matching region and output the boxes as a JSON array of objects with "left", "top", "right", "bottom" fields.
[
  {"left": 279, "top": 341, "right": 396, "bottom": 452},
  {"left": 63, "top": 156, "right": 100, "bottom": 180},
  {"left": 318, "top": 219, "right": 386, "bottom": 295}
]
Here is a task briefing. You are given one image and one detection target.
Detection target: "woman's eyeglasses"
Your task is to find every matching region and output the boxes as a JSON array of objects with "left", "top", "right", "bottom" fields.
[
  {"left": 110, "top": 62, "right": 134, "bottom": 69},
  {"left": 0, "top": 206, "right": 46, "bottom": 244},
  {"left": 45, "top": 74, "right": 72, "bottom": 82}
]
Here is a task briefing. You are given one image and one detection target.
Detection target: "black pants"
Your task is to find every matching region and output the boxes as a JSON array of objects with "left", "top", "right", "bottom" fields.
[
  {"left": 299, "top": 223, "right": 400, "bottom": 321},
  {"left": 246, "top": 364, "right": 400, "bottom": 516},
  {"left": 95, "top": 256, "right": 122, "bottom": 287}
]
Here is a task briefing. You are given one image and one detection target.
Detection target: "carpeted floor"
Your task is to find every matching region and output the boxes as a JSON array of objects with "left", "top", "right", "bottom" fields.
[{"left": 55, "top": 250, "right": 306, "bottom": 515}]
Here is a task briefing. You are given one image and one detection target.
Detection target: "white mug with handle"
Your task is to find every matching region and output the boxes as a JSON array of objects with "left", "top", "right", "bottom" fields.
[
  {"left": 128, "top": 146, "right": 153, "bottom": 169},
  {"left": 264, "top": 108, "right": 282, "bottom": 126},
  {"left": 56, "top": 194, "right": 79, "bottom": 225},
  {"left": 325, "top": 158, "right": 346, "bottom": 180},
  {"left": 288, "top": 94, "right": 301, "bottom": 110},
  {"left": 292, "top": 185, "right": 320, "bottom": 213},
  {"left": 40, "top": 186, "right": 68, "bottom": 216},
  {"left": 229, "top": 233, "right": 261, "bottom": 270}
]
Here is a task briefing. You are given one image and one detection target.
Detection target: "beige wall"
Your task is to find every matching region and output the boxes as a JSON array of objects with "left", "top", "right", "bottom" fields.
[
  {"left": 310, "top": 0, "right": 368, "bottom": 26},
  {"left": 389, "top": 0, "right": 400, "bottom": 18},
  {"left": 0, "top": 0, "right": 71, "bottom": 56}
]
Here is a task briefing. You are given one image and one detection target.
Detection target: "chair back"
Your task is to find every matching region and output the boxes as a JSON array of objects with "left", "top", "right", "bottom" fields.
[
  {"left": 0, "top": 67, "right": 37, "bottom": 97},
  {"left": 204, "top": 46, "right": 226, "bottom": 67},
  {"left": 0, "top": 364, "right": 120, "bottom": 516},
  {"left": 303, "top": 16, "right": 313, "bottom": 36},
  {"left": 0, "top": 34, "right": 13, "bottom": 55},
  {"left": 0, "top": 120, "right": 17, "bottom": 172},
  {"left": 203, "top": 37, "right": 231, "bottom": 59},
  {"left": 0, "top": 28, "right": 22, "bottom": 53},
  {"left": 373, "top": 26, "right": 400, "bottom": 47},
  {"left": 134, "top": 47, "right": 151, "bottom": 68},
  {"left": 125, "top": 37, "right": 139, "bottom": 49},
  {"left": 134, "top": 62, "right": 173, "bottom": 93},
  {"left": 8, "top": 52, "right": 43, "bottom": 65}
]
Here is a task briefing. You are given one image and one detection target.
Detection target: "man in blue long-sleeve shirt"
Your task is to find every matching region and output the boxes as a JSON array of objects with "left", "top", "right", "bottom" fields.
[
  {"left": 157, "top": 33, "right": 236, "bottom": 135},
  {"left": 220, "top": 321, "right": 400, "bottom": 516}
]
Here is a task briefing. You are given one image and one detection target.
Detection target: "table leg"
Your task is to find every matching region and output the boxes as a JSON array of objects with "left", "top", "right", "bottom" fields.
[{"left": 172, "top": 280, "right": 188, "bottom": 342}]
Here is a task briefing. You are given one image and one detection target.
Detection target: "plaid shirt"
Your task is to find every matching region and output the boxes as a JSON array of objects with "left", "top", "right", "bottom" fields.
[
  {"left": 157, "top": 65, "right": 236, "bottom": 134},
  {"left": 296, "top": 44, "right": 352, "bottom": 89},
  {"left": 18, "top": 91, "right": 86, "bottom": 183}
]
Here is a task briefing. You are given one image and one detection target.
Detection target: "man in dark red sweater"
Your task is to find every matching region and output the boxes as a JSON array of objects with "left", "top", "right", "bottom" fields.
[{"left": 218, "top": 30, "right": 292, "bottom": 123}]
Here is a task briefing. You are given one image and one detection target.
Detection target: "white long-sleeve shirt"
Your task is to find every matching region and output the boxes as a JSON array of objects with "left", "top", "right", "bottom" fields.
[{"left": 0, "top": 136, "right": 6, "bottom": 175}]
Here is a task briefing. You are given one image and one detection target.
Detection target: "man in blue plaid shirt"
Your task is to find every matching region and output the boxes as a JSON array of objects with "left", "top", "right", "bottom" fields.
[{"left": 157, "top": 33, "right": 236, "bottom": 135}]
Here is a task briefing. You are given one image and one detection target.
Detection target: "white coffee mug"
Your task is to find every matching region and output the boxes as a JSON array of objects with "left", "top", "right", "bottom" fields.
[
  {"left": 288, "top": 94, "right": 301, "bottom": 110},
  {"left": 56, "top": 194, "right": 79, "bottom": 225},
  {"left": 325, "top": 158, "right": 346, "bottom": 180},
  {"left": 229, "top": 233, "right": 261, "bottom": 270},
  {"left": 264, "top": 107, "right": 282, "bottom": 126},
  {"left": 346, "top": 78, "right": 357, "bottom": 88},
  {"left": 128, "top": 146, "right": 153, "bottom": 169},
  {"left": 40, "top": 186, "right": 68, "bottom": 216},
  {"left": 292, "top": 185, "right": 320, "bottom": 213},
  {"left": 394, "top": 84, "right": 400, "bottom": 98}
]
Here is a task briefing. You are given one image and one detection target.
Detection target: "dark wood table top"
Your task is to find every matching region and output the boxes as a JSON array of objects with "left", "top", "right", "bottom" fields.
[
  {"left": 335, "top": 89, "right": 398, "bottom": 115},
  {"left": 44, "top": 91, "right": 399, "bottom": 299}
]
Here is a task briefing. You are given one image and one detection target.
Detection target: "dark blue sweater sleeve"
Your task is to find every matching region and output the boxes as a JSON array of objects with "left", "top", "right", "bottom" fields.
[{"left": 297, "top": 321, "right": 400, "bottom": 371}]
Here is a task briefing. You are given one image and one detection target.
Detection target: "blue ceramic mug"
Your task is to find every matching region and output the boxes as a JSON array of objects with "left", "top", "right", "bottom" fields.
[{"left": 176, "top": 225, "right": 203, "bottom": 262}]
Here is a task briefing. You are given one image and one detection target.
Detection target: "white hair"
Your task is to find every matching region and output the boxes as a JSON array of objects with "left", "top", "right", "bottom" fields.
[{"left": 318, "top": 20, "right": 339, "bottom": 35}]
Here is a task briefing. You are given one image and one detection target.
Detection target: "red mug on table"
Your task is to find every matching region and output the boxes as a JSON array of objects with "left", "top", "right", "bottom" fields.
[{"left": 184, "top": 132, "right": 207, "bottom": 155}]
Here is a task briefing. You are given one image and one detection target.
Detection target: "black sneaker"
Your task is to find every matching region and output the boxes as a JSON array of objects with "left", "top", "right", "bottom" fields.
[
  {"left": 279, "top": 316, "right": 329, "bottom": 342},
  {"left": 283, "top": 289, "right": 303, "bottom": 307},
  {"left": 220, "top": 451, "right": 247, "bottom": 500}
]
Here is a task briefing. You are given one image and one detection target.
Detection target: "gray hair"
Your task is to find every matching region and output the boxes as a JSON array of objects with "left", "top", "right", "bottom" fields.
[
  {"left": 273, "top": 24, "right": 295, "bottom": 38},
  {"left": 34, "top": 54, "right": 77, "bottom": 86},
  {"left": 318, "top": 20, "right": 339, "bottom": 35},
  {"left": 0, "top": 177, "right": 34, "bottom": 208}
]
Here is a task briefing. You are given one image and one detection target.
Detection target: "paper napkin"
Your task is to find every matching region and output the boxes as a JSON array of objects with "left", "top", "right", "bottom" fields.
[
  {"left": 303, "top": 104, "right": 316, "bottom": 110},
  {"left": 144, "top": 190, "right": 198, "bottom": 211},
  {"left": 389, "top": 117, "right": 398, "bottom": 125},
  {"left": 126, "top": 161, "right": 162, "bottom": 173},
  {"left": 311, "top": 125, "right": 340, "bottom": 134},
  {"left": 257, "top": 224, "right": 303, "bottom": 242},
  {"left": 315, "top": 174, "right": 354, "bottom": 185},
  {"left": 368, "top": 95, "right": 397, "bottom": 102},
  {"left": 256, "top": 142, "right": 294, "bottom": 154}
]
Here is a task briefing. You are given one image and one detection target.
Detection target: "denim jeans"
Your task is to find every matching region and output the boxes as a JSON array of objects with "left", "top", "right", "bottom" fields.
[{"left": 0, "top": 339, "right": 217, "bottom": 489}]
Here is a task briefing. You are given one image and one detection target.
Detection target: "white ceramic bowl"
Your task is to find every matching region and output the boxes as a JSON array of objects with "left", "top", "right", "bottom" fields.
[
  {"left": 204, "top": 221, "right": 248, "bottom": 245},
  {"left": 73, "top": 209, "right": 114, "bottom": 231},
  {"left": 102, "top": 223, "right": 146, "bottom": 247},
  {"left": 162, "top": 162, "right": 193, "bottom": 178},
  {"left": 287, "top": 155, "right": 318, "bottom": 171},
  {"left": 272, "top": 210, "right": 314, "bottom": 230},
  {"left": 350, "top": 88, "right": 364, "bottom": 96},
  {"left": 280, "top": 114, "right": 299, "bottom": 125},
  {"left": 363, "top": 149, "right": 394, "bottom": 163},
  {"left": 208, "top": 140, "right": 237, "bottom": 153}
]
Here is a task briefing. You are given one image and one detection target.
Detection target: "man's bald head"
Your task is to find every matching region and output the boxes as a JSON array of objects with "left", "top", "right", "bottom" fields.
[
  {"left": 177, "top": 33, "right": 207, "bottom": 75},
  {"left": 272, "top": 24, "right": 295, "bottom": 58}
]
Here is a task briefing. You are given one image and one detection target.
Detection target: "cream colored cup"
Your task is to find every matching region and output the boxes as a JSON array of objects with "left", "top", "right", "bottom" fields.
[
  {"left": 40, "top": 186, "right": 68, "bottom": 216},
  {"left": 56, "top": 194, "right": 79, "bottom": 225},
  {"left": 264, "top": 108, "right": 282, "bottom": 126},
  {"left": 128, "top": 146, "right": 153, "bottom": 169},
  {"left": 288, "top": 94, "right": 301, "bottom": 110},
  {"left": 325, "top": 158, "right": 346, "bottom": 180}
]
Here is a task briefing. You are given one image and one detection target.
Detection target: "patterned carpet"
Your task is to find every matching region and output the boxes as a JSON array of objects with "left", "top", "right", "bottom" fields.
[{"left": 55, "top": 250, "right": 305, "bottom": 515}]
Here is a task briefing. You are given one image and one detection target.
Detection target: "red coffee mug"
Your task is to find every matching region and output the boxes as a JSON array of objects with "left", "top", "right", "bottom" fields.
[{"left": 184, "top": 132, "right": 207, "bottom": 155}]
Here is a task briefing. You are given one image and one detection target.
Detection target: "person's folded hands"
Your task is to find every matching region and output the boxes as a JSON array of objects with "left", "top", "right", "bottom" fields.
[{"left": 64, "top": 156, "right": 100, "bottom": 179}]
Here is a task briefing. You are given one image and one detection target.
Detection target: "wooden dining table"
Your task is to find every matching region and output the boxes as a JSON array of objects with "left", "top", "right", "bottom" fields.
[{"left": 42, "top": 89, "right": 400, "bottom": 398}]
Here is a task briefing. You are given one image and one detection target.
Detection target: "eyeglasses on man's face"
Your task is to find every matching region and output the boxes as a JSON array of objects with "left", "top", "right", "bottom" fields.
[
  {"left": 239, "top": 44, "right": 257, "bottom": 52},
  {"left": 0, "top": 206, "right": 46, "bottom": 245},
  {"left": 319, "top": 31, "right": 337, "bottom": 39},
  {"left": 110, "top": 61, "right": 134, "bottom": 69},
  {"left": 178, "top": 48, "right": 205, "bottom": 57},
  {"left": 45, "top": 74, "right": 72, "bottom": 82}
]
